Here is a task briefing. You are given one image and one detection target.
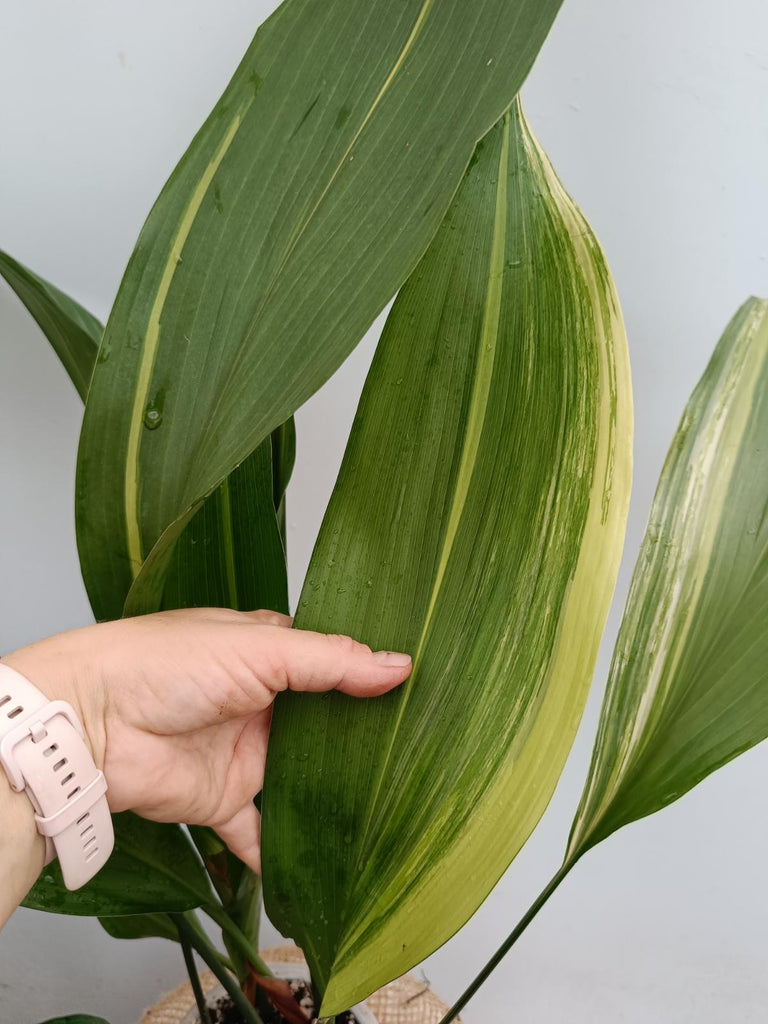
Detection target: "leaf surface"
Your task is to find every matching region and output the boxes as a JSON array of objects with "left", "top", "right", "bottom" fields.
[
  {"left": 38, "top": 1016, "right": 111, "bottom": 1024},
  {"left": 262, "top": 101, "right": 632, "bottom": 1013},
  {"left": 23, "top": 813, "right": 213, "bottom": 916},
  {"left": 567, "top": 298, "right": 768, "bottom": 860},
  {"left": 0, "top": 248, "right": 101, "bottom": 399},
  {"left": 161, "top": 440, "right": 288, "bottom": 615},
  {"left": 99, "top": 912, "right": 181, "bottom": 944},
  {"left": 75, "top": 0, "right": 566, "bottom": 620}
]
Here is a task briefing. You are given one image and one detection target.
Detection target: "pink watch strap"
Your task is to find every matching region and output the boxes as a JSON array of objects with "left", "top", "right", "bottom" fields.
[{"left": 0, "top": 663, "right": 114, "bottom": 890}]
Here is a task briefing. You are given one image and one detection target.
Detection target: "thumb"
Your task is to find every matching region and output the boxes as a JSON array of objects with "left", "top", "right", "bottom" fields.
[
  {"left": 252, "top": 626, "right": 412, "bottom": 697},
  {"left": 213, "top": 802, "right": 262, "bottom": 873}
]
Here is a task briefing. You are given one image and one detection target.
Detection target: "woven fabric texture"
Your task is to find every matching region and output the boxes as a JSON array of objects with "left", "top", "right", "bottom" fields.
[{"left": 140, "top": 945, "right": 459, "bottom": 1024}]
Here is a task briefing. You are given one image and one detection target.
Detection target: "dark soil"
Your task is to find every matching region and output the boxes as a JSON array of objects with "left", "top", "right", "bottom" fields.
[{"left": 205, "top": 979, "right": 357, "bottom": 1024}]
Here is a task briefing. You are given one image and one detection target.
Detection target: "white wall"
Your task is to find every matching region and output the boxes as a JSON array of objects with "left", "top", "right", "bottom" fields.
[{"left": 1, "top": 1, "right": 767, "bottom": 1021}]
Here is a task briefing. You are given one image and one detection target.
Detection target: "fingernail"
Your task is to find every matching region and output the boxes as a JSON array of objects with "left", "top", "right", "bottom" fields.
[{"left": 373, "top": 650, "right": 412, "bottom": 667}]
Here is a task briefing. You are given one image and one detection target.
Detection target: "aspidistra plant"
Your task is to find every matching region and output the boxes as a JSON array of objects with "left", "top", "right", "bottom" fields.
[
  {"left": 4, "top": 0, "right": 588, "bottom": 1015},
  {"left": 2, "top": 1, "right": 766, "bottom": 1023}
]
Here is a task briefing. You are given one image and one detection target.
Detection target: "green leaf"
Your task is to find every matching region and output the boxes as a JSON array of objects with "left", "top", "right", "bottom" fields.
[
  {"left": 38, "top": 1016, "right": 111, "bottom": 1024},
  {"left": 0, "top": 248, "right": 102, "bottom": 399},
  {"left": 99, "top": 912, "right": 181, "bottom": 944},
  {"left": 23, "top": 813, "right": 213, "bottom": 916},
  {"left": 189, "top": 825, "right": 262, "bottom": 980},
  {"left": 272, "top": 416, "right": 297, "bottom": 546},
  {"left": 98, "top": 907, "right": 213, "bottom": 948},
  {"left": 261, "top": 100, "right": 632, "bottom": 1014},
  {"left": 0, "top": 248, "right": 289, "bottom": 618},
  {"left": 567, "top": 297, "right": 768, "bottom": 861},
  {"left": 75, "top": 0, "right": 566, "bottom": 621},
  {"left": 161, "top": 439, "right": 288, "bottom": 615}
]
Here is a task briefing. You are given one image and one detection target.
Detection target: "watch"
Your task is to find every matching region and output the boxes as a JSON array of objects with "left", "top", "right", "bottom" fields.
[{"left": 0, "top": 662, "right": 114, "bottom": 890}]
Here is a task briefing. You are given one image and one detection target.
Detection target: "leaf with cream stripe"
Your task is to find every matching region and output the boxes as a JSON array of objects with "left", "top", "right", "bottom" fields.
[
  {"left": 261, "top": 100, "right": 632, "bottom": 1014},
  {"left": 75, "top": 0, "right": 565, "bottom": 621},
  {"left": 567, "top": 297, "right": 768, "bottom": 860}
]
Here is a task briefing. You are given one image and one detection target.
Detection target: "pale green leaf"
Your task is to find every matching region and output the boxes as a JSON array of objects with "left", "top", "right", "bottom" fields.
[
  {"left": 261, "top": 100, "right": 632, "bottom": 1014},
  {"left": 75, "top": 0, "right": 566, "bottom": 621},
  {"left": 567, "top": 298, "right": 768, "bottom": 860}
]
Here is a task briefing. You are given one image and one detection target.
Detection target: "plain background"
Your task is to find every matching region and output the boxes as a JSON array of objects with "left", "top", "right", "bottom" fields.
[{"left": 1, "top": 1, "right": 767, "bottom": 1021}]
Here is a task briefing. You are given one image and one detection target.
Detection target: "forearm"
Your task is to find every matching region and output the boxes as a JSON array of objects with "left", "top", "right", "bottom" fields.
[{"left": 0, "top": 768, "right": 46, "bottom": 928}]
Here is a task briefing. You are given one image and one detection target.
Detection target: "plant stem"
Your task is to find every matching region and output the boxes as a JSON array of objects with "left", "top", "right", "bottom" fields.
[
  {"left": 177, "top": 916, "right": 210, "bottom": 1024},
  {"left": 204, "top": 900, "right": 273, "bottom": 976},
  {"left": 179, "top": 908, "right": 237, "bottom": 970},
  {"left": 438, "top": 859, "right": 577, "bottom": 1024},
  {"left": 172, "top": 913, "right": 264, "bottom": 1024}
]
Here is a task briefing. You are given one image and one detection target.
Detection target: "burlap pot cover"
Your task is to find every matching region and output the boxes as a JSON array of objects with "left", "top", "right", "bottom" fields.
[{"left": 140, "top": 945, "right": 460, "bottom": 1024}]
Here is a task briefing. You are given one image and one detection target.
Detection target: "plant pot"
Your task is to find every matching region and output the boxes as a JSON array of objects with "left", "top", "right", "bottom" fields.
[
  {"left": 141, "top": 945, "right": 459, "bottom": 1024},
  {"left": 178, "top": 959, "right": 377, "bottom": 1024}
]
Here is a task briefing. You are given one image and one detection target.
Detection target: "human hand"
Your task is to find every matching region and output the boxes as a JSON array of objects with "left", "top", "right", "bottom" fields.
[{"left": 3, "top": 609, "right": 411, "bottom": 872}]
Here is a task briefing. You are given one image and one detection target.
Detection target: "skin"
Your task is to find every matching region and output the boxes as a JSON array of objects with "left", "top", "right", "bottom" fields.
[{"left": 0, "top": 608, "right": 412, "bottom": 928}]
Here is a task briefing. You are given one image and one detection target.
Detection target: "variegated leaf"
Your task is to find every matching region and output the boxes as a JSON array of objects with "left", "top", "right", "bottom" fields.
[
  {"left": 262, "top": 100, "right": 632, "bottom": 1014},
  {"left": 567, "top": 298, "right": 768, "bottom": 860}
]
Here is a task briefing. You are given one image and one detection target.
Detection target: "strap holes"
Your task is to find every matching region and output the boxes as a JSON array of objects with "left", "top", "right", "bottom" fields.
[
  {"left": 84, "top": 835, "right": 97, "bottom": 848},
  {"left": 80, "top": 824, "right": 94, "bottom": 837},
  {"left": 0, "top": 695, "right": 11, "bottom": 708},
  {"left": 60, "top": 772, "right": 75, "bottom": 786},
  {"left": 85, "top": 847, "right": 100, "bottom": 862},
  {"left": 53, "top": 758, "right": 67, "bottom": 771},
  {"left": 7, "top": 705, "right": 24, "bottom": 719},
  {"left": 67, "top": 786, "right": 81, "bottom": 800},
  {"left": 43, "top": 744, "right": 59, "bottom": 757},
  {"left": 76, "top": 813, "right": 90, "bottom": 826}
]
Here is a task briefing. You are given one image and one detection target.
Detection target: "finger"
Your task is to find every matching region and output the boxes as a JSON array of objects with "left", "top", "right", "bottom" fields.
[
  {"left": 255, "top": 627, "right": 412, "bottom": 697},
  {"left": 243, "top": 609, "right": 294, "bottom": 629},
  {"left": 213, "top": 802, "right": 262, "bottom": 874}
]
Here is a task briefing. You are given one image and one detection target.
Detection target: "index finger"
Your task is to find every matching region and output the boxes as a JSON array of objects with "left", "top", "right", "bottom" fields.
[{"left": 253, "top": 625, "right": 412, "bottom": 697}]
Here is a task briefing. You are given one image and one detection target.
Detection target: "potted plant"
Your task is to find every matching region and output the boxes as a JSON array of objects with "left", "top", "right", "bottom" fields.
[{"left": 3, "top": 1, "right": 766, "bottom": 1022}]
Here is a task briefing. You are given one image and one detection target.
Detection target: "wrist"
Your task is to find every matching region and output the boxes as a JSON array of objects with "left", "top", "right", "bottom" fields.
[
  {"left": 3, "top": 635, "right": 107, "bottom": 773},
  {"left": 0, "top": 742, "right": 46, "bottom": 927},
  {"left": 0, "top": 650, "right": 115, "bottom": 896}
]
